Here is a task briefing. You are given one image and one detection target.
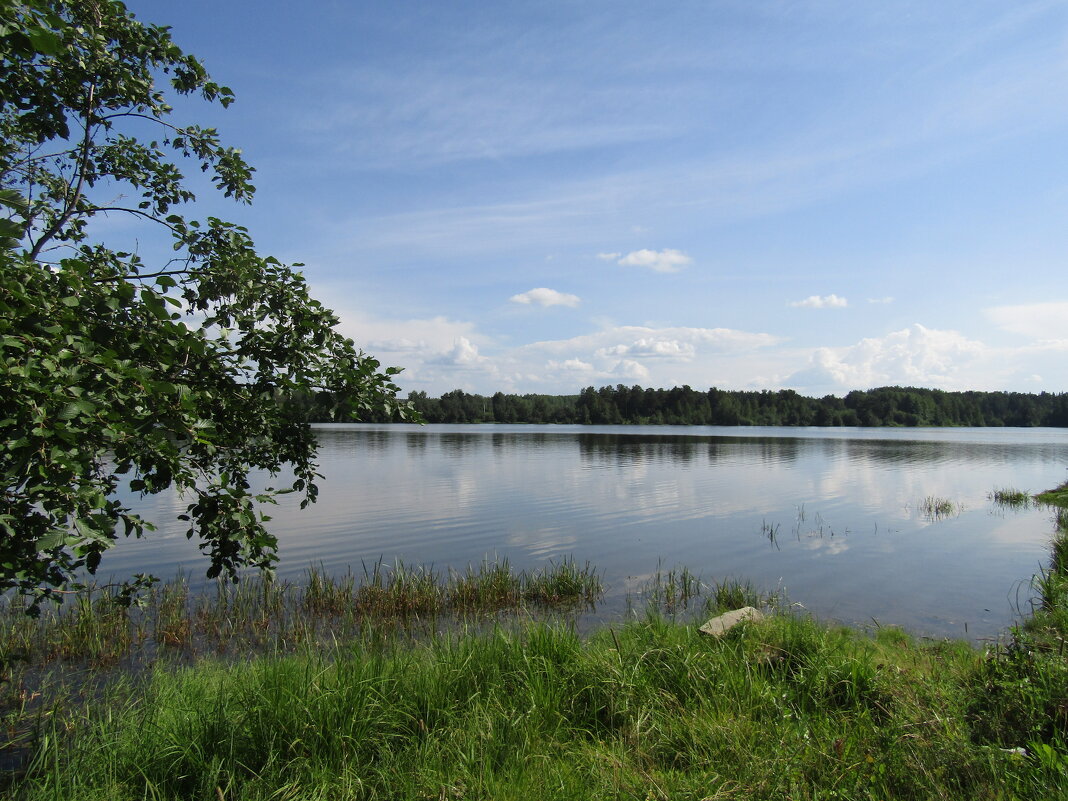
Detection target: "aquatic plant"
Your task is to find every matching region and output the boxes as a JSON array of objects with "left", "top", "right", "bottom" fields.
[
  {"left": 990, "top": 488, "right": 1034, "bottom": 509},
  {"left": 920, "top": 496, "right": 961, "bottom": 520}
]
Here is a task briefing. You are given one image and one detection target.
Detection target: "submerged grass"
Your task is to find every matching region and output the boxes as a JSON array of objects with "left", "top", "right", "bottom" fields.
[
  {"left": 0, "top": 558, "right": 603, "bottom": 672},
  {"left": 920, "top": 495, "right": 961, "bottom": 520},
  {"left": 633, "top": 564, "right": 766, "bottom": 619},
  {"left": 990, "top": 487, "right": 1034, "bottom": 509},
  {"left": 7, "top": 501, "right": 1068, "bottom": 798}
]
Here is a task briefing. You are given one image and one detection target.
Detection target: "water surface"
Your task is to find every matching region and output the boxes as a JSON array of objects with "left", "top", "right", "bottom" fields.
[{"left": 112, "top": 424, "right": 1068, "bottom": 639}]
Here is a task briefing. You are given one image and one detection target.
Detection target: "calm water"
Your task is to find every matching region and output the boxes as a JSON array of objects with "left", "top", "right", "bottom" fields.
[{"left": 112, "top": 424, "right": 1068, "bottom": 640}]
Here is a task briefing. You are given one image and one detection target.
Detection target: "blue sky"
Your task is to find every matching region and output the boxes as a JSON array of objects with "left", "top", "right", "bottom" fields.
[{"left": 130, "top": 0, "right": 1068, "bottom": 396}]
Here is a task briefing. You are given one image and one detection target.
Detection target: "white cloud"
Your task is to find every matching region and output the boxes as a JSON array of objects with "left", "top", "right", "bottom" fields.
[
  {"left": 547, "top": 358, "right": 594, "bottom": 372},
  {"left": 985, "top": 302, "right": 1068, "bottom": 340},
  {"left": 338, "top": 313, "right": 482, "bottom": 356},
  {"left": 509, "top": 287, "right": 580, "bottom": 308},
  {"left": 790, "top": 294, "right": 848, "bottom": 309},
  {"left": 867, "top": 296, "right": 895, "bottom": 305},
  {"left": 612, "top": 359, "right": 650, "bottom": 380},
  {"left": 597, "top": 338, "right": 696, "bottom": 359},
  {"left": 786, "top": 324, "right": 986, "bottom": 389},
  {"left": 326, "top": 296, "right": 1068, "bottom": 397},
  {"left": 428, "top": 337, "right": 485, "bottom": 366},
  {"left": 526, "top": 325, "right": 782, "bottom": 358},
  {"left": 596, "top": 252, "right": 621, "bottom": 261},
  {"left": 616, "top": 248, "right": 692, "bottom": 273}
]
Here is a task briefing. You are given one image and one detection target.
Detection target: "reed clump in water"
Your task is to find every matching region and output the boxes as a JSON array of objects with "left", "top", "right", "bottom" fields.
[
  {"left": 989, "top": 487, "right": 1034, "bottom": 509},
  {"left": 635, "top": 564, "right": 766, "bottom": 618},
  {"left": 920, "top": 495, "right": 961, "bottom": 520},
  {"left": 0, "top": 558, "right": 604, "bottom": 671}
]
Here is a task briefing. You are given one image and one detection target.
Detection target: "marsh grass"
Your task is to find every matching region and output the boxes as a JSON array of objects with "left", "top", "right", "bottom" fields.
[
  {"left": 920, "top": 495, "right": 961, "bottom": 520},
  {"left": 989, "top": 487, "right": 1034, "bottom": 509},
  {"left": 0, "top": 559, "right": 603, "bottom": 672},
  {"left": 634, "top": 564, "right": 767, "bottom": 620},
  {"left": 1037, "top": 480, "right": 1068, "bottom": 509},
  {"left": 10, "top": 508, "right": 1068, "bottom": 798},
  {"left": 10, "top": 604, "right": 1058, "bottom": 800}
]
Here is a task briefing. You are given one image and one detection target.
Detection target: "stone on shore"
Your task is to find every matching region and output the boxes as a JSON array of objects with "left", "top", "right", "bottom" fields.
[{"left": 698, "top": 606, "right": 764, "bottom": 637}]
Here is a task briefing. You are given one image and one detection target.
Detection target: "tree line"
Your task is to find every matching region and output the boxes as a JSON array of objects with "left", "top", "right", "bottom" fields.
[{"left": 310, "top": 385, "right": 1068, "bottom": 427}]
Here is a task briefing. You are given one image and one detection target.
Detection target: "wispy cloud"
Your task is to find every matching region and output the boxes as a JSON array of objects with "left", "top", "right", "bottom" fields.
[
  {"left": 509, "top": 287, "right": 580, "bottom": 308},
  {"left": 616, "top": 249, "right": 692, "bottom": 273},
  {"left": 790, "top": 294, "right": 848, "bottom": 309},
  {"left": 867, "top": 296, "right": 895, "bottom": 305},
  {"left": 985, "top": 301, "right": 1068, "bottom": 340}
]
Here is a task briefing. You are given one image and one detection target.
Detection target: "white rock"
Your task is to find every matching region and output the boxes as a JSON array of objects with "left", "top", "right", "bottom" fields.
[{"left": 698, "top": 606, "right": 765, "bottom": 637}]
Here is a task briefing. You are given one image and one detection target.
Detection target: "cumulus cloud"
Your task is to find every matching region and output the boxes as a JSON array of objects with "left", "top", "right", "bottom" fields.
[
  {"left": 786, "top": 324, "right": 985, "bottom": 389},
  {"left": 427, "top": 337, "right": 485, "bottom": 366},
  {"left": 616, "top": 248, "right": 692, "bottom": 273},
  {"left": 547, "top": 358, "right": 594, "bottom": 371},
  {"left": 790, "top": 294, "right": 848, "bottom": 309},
  {"left": 347, "top": 314, "right": 481, "bottom": 356},
  {"left": 612, "top": 359, "right": 650, "bottom": 379},
  {"left": 985, "top": 301, "right": 1068, "bottom": 340},
  {"left": 597, "top": 338, "right": 697, "bottom": 359},
  {"left": 509, "top": 287, "right": 580, "bottom": 308}
]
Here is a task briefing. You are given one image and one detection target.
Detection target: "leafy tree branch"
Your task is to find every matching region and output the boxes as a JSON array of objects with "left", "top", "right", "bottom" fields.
[{"left": 0, "top": 0, "right": 416, "bottom": 612}]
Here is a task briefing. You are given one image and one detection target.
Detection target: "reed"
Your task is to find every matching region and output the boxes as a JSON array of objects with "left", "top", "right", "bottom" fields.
[
  {"left": 990, "top": 487, "right": 1034, "bottom": 508},
  {"left": 11, "top": 609, "right": 1051, "bottom": 800},
  {"left": 9, "top": 520, "right": 1068, "bottom": 799},
  {"left": 0, "top": 559, "right": 606, "bottom": 672},
  {"left": 920, "top": 495, "right": 960, "bottom": 520}
]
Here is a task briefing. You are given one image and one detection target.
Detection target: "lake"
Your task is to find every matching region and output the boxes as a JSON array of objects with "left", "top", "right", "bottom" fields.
[{"left": 111, "top": 424, "right": 1068, "bottom": 640}]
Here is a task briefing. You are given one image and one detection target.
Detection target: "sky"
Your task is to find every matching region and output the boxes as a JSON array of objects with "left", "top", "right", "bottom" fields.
[{"left": 127, "top": 0, "right": 1068, "bottom": 397}]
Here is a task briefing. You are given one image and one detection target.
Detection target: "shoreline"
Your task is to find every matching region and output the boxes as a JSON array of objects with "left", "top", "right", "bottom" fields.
[{"left": 3, "top": 492, "right": 1068, "bottom": 798}]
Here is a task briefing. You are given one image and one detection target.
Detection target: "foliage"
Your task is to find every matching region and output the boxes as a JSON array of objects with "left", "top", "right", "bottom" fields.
[
  {"left": 397, "top": 384, "right": 1068, "bottom": 427},
  {"left": 0, "top": 0, "right": 413, "bottom": 609}
]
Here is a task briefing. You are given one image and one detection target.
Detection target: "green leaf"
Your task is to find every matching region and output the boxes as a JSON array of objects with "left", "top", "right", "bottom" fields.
[{"left": 27, "top": 27, "right": 62, "bottom": 56}]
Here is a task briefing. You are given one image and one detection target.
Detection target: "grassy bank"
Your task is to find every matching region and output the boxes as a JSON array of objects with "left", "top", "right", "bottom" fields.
[{"left": 4, "top": 507, "right": 1068, "bottom": 798}]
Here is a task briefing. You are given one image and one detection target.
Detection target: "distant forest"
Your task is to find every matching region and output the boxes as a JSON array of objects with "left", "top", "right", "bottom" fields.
[{"left": 304, "top": 385, "right": 1068, "bottom": 427}]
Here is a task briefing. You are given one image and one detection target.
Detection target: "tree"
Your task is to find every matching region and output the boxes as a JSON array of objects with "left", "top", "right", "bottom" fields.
[{"left": 0, "top": 0, "right": 414, "bottom": 610}]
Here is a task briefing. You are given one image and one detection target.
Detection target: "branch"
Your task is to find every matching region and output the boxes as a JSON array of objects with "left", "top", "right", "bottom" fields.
[
  {"left": 100, "top": 111, "right": 182, "bottom": 132},
  {"left": 89, "top": 206, "right": 182, "bottom": 232},
  {"left": 28, "top": 84, "right": 96, "bottom": 260},
  {"left": 92, "top": 267, "right": 193, "bottom": 284}
]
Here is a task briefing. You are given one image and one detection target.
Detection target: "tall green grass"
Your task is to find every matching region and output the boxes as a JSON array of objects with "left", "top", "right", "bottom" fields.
[
  {"left": 0, "top": 558, "right": 603, "bottom": 670},
  {"left": 10, "top": 612, "right": 1042, "bottom": 800},
  {"left": 9, "top": 508, "right": 1068, "bottom": 799}
]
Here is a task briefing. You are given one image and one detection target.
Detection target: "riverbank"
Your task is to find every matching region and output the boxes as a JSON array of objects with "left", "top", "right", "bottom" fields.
[{"left": 3, "top": 509, "right": 1068, "bottom": 798}]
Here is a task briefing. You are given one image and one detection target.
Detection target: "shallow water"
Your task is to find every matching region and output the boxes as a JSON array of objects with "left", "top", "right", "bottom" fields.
[{"left": 109, "top": 424, "right": 1068, "bottom": 640}]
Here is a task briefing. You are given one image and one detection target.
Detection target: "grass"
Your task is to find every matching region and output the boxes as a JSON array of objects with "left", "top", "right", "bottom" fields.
[
  {"left": 6, "top": 498, "right": 1068, "bottom": 798},
  {"left": 1037, "top": 480, "right": 1068, "bottom": 509},
  {"left": 0, "top": 558, "right": 602, "bottom": 670},
  {"left": 634, "top": 564, "right": 765, "bottom": 619},
  {"left": 990, "top": 487, "right": 1034, "bottom": 509},
  {"left": 3, "top": 602, "right": 1056, "bottom": 800},
  {"left": 920, "top": 495, "right": 961, "bottom": 520}
]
